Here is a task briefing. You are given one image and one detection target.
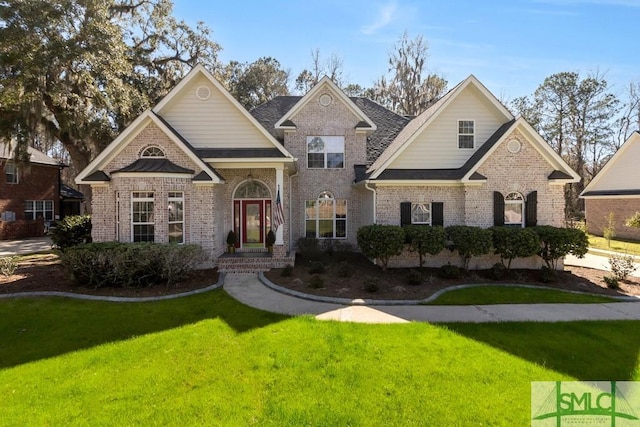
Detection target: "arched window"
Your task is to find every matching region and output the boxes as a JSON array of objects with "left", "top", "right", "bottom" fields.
[
  {"left": 504, "top": 192, "right": 524, "bottom": 227},
  {"left": 140, "top": 146, "right": 165, "bottom": 158},
  {"left": 305, "top": 191, "right": 347, "bottom": 239},
  {"left": 233, "top": 180, "right": 270, "bottom": 199}
]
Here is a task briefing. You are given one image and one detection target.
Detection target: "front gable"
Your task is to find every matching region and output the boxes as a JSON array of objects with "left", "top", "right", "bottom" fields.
[
  {"left": 581, "top": 132, "right": 640, "bottom": 197},
  {"left": 368, "top": 75, "right": 513, "bottom": 178}
]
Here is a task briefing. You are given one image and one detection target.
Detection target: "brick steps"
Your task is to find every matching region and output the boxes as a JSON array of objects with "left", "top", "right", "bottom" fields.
[{"left": 218, "top": 254, "right": 295, "bottom": 273}]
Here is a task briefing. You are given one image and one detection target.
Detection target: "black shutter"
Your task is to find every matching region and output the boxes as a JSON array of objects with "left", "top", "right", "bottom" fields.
[
  {"left": 400, "top": 202, "right": 412, "bottom": 226},
  {"left": 525, "top": 191, "right": 537, "bottom": 227},
  {"left": 493, "top": 191, "right": 505, "bottom": 226},
  {"left": 432, "top": 202, "right": 444, "bottom": 226}
]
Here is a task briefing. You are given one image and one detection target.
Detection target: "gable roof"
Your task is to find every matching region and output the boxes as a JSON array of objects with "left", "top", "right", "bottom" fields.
[
  {"left": 75, "top": 110, "right": 223, "bottom": 184},
  {"left": 368, "top": 75, "right": 514, "bottom": 178},
  {"left": 273, "top": 76, "right": 377, "bottom": 131},
  {"left": 251, "top": 96, "right": 409, "bottom": 166},
  {"left": 581, "top": 131, "right": 640, "bottom": 197},
  {"left": 153, "top": 64, "right": 294, "bottom": 160}
]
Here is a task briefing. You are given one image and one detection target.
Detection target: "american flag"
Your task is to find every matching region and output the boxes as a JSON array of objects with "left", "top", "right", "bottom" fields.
[{"left": 273, "top": 186, "right": 285, "bottom": 231}]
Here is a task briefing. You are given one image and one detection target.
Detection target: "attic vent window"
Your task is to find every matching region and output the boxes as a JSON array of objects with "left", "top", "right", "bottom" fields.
[
  {"left": 319, "top": 94, "right": 333, "bottom": 107},
  {"left": 141, "top": 146, "right": 165, "bottom": 158},
  {"left": 196, "top": 85, "right": 211, "bottom": 101},
  {"left": 507, "top": 139, "right": 522, "bottom": 154}
]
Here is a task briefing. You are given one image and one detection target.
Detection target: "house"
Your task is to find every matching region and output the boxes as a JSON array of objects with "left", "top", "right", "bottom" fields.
[
  {"left": 581, "top": 131, "right": 640, "bottom": 241},
  {"left": 0, "top": 144, "right": 65, "bottom": 239},
  {"left": 76, "top": 65, "right": 579, "bottom": 271}
]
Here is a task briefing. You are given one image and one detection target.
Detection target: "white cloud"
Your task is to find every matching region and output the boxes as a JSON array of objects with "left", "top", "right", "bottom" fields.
[{"left": 360, "top": 2, "right": 398, "bottom": 35}]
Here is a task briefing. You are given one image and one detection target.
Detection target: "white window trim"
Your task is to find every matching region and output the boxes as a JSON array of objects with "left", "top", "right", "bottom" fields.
[
  {"left": 131, "top": 191, "right": 155, "bottom": 242},
  {"left": 458, "top": 119, "right": 475, "bottom": 149},
  {"left": 306, "top": 136, "right": 345, "bottom": 169},
  {"left": 504, "top": 192, "right": 525, "bottom": 227},
  {"left": 24, "top": 200, "right": 54, "bottom": 221},
  {"left": 6, "top": 162, "right": 18, "bottom": 184},
  {"left": 305, "top": 192, "right": 348, "bottom": 239},
  {"left": 168, "top": 191, "right": 185, "bottom": 244},
  {"left": 140, "top": 145, "right": 166, "bottom": 158},
  {"left": 411, "top": 202, "right": 432, "bottom": 225}
]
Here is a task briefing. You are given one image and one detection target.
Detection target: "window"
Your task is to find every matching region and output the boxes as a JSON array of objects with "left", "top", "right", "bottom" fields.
[
  {"left": 168, "top": 192, "right": 184, "bottom": 244},
  {"left": 140, "top": 146, "right": 165, "bottom": 158},
  {"left": 307, "top": 136, "right": 344, "bottom": 169},
  {"left": 411, "top": 203, "right": 431, "bottom": 225},
  {"left": 5, "top": 162, "right": 18, "bottom": 184},
  {"left": 132, "top": 192, "right": 155, "bottom": 242},
  {"left": 305, "top": 191, "right": 347, "bottom": 239},
  {"left": 458, "top": 120, "right": 474, "bottom": 149},
  {"left": 24, "top": 200, "right": 54, "bottom": 221},
  {"left": 504, "top": 192, "right": 524, "bottom": 227}
]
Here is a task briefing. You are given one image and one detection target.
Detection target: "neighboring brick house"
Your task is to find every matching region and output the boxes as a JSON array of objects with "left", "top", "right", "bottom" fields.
[
  {"left": 0, "top": 144, "right": 64, "bottom": 239},
  {"left": 76, "top": 65, "right": 579, "bottom": 270},
  {"left": 581, "top": 131, "right": 640, "bottom": 241}
]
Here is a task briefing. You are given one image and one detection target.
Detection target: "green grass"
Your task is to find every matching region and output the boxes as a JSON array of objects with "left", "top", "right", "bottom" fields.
[
  {"left": 588, "top": 233, "right": 640, "bottom": 256},
  {"left": 1, "top": 291, "right": 639, "bottom": 426},
  {"left": 426, "top": 285, "right": 619, "bottom": 305}
]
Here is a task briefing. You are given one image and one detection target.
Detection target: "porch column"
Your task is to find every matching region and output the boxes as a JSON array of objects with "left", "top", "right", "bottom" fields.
[{"left": 276, "top": 167, "right": 284, "bottom": 245}]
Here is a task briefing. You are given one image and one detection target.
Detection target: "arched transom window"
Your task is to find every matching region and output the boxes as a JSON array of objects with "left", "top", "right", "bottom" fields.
[
  {"left": 140, "top": 146, "right": 165, "bottom": 158},
  {"left": 305, "top": 191, "right": 347, "bottom": 239},
  {"left": 504, "top": 192, "right": 524, "bottom": 227},
  {"left": 234, "top": 180, "right": 270, "bottom": 199}
]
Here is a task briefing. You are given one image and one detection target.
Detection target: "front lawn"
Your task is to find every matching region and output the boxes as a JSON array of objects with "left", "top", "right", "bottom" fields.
[
  {"left": 1, "top": 291, "right": 639, "bottom": 425},
  {"left": 588, "top": 233, "right": 640, "bottom": 256},
  {"left": 425, "top": 285, "right": 620, "bottom": 305}
]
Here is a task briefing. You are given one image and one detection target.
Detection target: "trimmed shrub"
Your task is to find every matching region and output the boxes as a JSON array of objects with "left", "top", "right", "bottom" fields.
[
  {"left": 532, "top": 226, "right": 588, "bottom": 270},
  {"left": 625, "top": 212, "right": 640, "bottom": 228},
  {"left": 337, "top": 261, "right": 351, "bottom": 278},
  {"left": 362, "top": 277, "right": 379, "bottom": 293},
  {"left": 0, "top": 256, "right": 19, "bottom": 277},
  {"left": 50, "top": 214, "right": 92, "bottom": 251},
  {"left": 603, "top": 275, "right": 619, "bottom": 289},
  {"left": 404, "top": 225, "right": 446, "bottom": 270},
  {"left": 297, "top": 237, "right": 323, "bottom": 261},
  {"left": 357, "top": 224, "right": 405, "bottom": 271},
  {"left": 405, "top": 269, "right": 423, "bottom": 286},
  {"left": 281, "top": 264, "right": 294, "bottom": 277},
  {"left": 308, "top": 274, "right": 324, "bottom": 289},
  {"left": 490, "top": 226, "right": 540, "bottom": 271},
  {"left": 61, "top": 242, "right": 205, "bottom": 288},
  {"left": 438, "top": 263, "right": 463, "bottom": 279},
  {"left": 308, "top": 261, "right": 326, "bottom": 274},
  {"left": 445, "top": 225, "right": 492, "bottom": 271}
]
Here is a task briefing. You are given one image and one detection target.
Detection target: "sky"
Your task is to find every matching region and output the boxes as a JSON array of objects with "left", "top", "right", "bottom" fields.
[{"left": 172, "top": 0, "right": 640, "bottom": 102}]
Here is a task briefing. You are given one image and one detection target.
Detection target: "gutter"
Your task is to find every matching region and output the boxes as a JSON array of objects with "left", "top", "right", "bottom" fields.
[
  {"left": 288, "top": 169, "right": 299, "bottom": 251},
  {"left": 364, "top": 181, "right": 376, "bottom": 224}
]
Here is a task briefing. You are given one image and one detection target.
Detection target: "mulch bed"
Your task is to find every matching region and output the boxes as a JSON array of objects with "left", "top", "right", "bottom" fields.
[{"left": 1, "top": 252, "right": 638, "bottom": 301}]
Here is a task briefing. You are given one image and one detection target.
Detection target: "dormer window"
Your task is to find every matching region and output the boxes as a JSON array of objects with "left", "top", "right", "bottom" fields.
[
  {"left": 140, "top": 146, "right": 165, "bottom": 158},
  {"left": 458, "top": 120, "right": 474, "bottom": 149}
]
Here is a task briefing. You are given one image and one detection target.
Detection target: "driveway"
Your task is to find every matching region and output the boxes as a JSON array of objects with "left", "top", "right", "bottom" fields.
[{"left": 0, "top": 236, "right": 53, "bottom": 256}]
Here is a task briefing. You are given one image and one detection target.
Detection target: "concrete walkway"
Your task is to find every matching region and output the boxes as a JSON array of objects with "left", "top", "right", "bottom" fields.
[
  {"left": 223, "top": 273, "right": 640, "bottom": 324},
  {"left": 565, "top": 251, "right": 640, "bottom": 277},
  {"left": 0, "top": 236, "right": 52, "bottom": 256}
]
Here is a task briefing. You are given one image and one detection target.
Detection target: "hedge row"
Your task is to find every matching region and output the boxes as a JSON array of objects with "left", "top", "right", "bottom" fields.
[
  {"left": 61, "top": 242, "right": 206, "bottom": 288},
  {"left": 357, "top": 224, "right": 588, "bottom": 271}
]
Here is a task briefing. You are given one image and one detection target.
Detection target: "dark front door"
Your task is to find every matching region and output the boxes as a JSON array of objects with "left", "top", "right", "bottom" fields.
[{"left": 242, "top": 200, "right": 264, "bottom": 247}]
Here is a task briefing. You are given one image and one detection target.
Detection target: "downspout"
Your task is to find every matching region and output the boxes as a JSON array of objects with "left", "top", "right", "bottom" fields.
[
  {"left": 364, "top": 180, "right": 376, "bottom": 224},
  {"left": 288, "top": 169, "right": 299, "bottom": 253}
]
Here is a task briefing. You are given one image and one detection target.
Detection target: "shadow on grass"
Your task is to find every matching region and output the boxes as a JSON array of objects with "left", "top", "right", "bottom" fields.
[
  {"left": 0, "top": 289, "right": 288, "bottom": 369},
  {"left": 443, "top": 321, "right": 640, "bottom": 380}
]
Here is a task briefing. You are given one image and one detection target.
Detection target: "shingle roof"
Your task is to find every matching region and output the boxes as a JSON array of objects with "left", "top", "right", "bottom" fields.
[
  {"left": 60, "top": 184, "right": 85, "bottom": 199},
  {"left": 112, "top": 158, "right": 195, "bottom": 174},
  {"left": 582, "top": 189, "right": 640, "bottom": 197},
  {"left": 0, "top": 142, "right": 64, "bottom": 167},
  {"left": 84, "top": 170, "right": 110, "bottom": 181},
  {"left": 548, "top": 170, "right": 574, "bottom": 180},
  {"left": 250, "top": 96, "right": 410, "bottom": 166}
]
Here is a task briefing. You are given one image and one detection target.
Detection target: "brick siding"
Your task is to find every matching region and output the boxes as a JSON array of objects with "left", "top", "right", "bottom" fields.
[{"left": 586, "top": 198, "right": 640, "bottom": 241}]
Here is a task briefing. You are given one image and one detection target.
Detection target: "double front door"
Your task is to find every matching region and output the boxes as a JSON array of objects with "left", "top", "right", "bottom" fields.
[{"left": 233, "top": 199, "right": 272, "bottom": 248}]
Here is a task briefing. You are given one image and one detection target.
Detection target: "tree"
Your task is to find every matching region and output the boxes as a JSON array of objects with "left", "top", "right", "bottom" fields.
[
  {"left": 371, "top": 32, "right": 447, "bottom": 116},
  {"left": 404, "top": 225, "right": 446, "bottom": 270},
  {"left": 625, "top": 212, "right": 640, "bottom": 229},
  {"left": 0, "top": 0, "right": 221, "bottom": 209},
  {"left": 511, "top": 71, "right": 619, "bottom": 218},
  {"left": 223, "top": 57, "right": 290, "bottom": 110},
  {"left": 294, "top": 49, "right": 345, "bottom": 94}
]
